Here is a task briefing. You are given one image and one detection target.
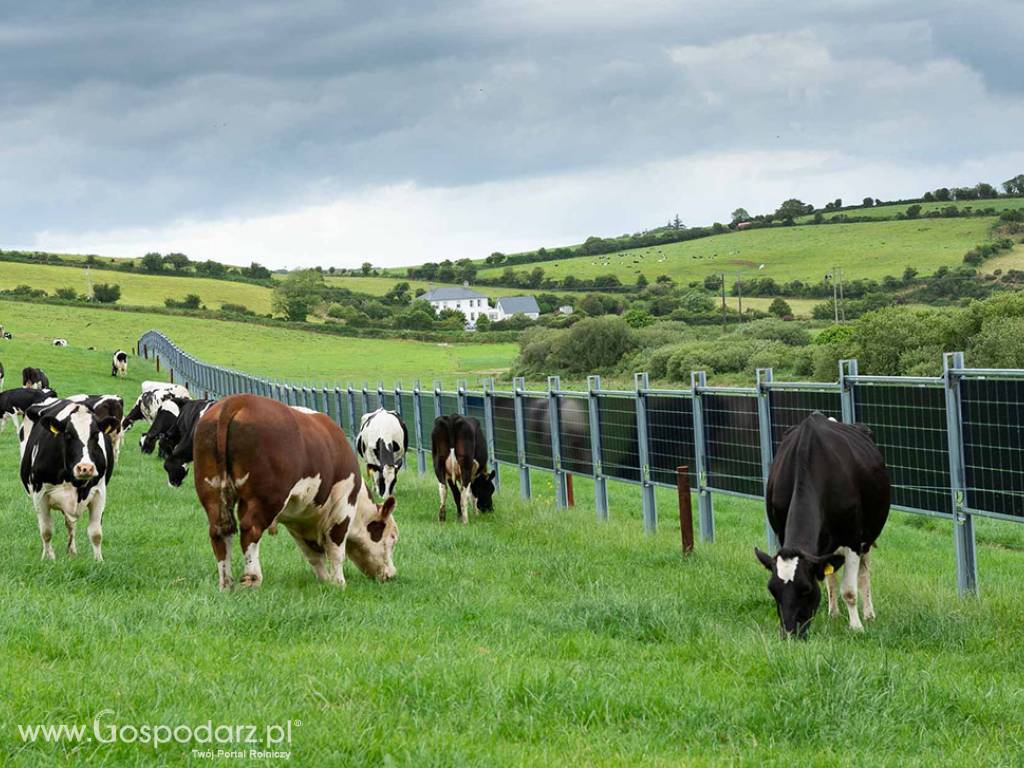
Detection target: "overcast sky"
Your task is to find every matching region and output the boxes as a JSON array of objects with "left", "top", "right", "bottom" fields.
[{"left": 3, "top": 1, "right": 1023, "bottom": 269}]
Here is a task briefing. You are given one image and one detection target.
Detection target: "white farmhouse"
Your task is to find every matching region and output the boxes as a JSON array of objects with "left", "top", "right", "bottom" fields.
[
  {"left": 419, "top": 285, "right": 496, "bottom": 327},
  {"left": 495, "top": 296, "right": 541, "bottom": 321}
]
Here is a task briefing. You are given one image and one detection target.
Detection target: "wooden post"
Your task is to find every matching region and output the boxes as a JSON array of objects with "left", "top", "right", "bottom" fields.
[
  {"left": 677, "top": 465, "right": 694, "bottom": 555},
  {"left": 566, "top": 474, "right": 575, "bottom": 507},
  {"left": 155, "top": 355, "right": 160, "bottom": 372},
  {"left": 169, "top": 369, "right": 175, "bottom": 384}
]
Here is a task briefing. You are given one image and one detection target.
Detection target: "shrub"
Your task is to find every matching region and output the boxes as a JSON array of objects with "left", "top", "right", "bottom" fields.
[
  {"left": 220, "top": 303, "right": 252, "bottom": 315},
  {"left": 768, "top": 297, "right": 792, "bottom": 317},
  {"left": 737, "top": 318, "right": 810, "bottom": 346},
  {"left": 92, "top": 283, "right": 121, "bottom": 303},
  {"left": 55, "top": 287, "right": 78, "bottom": 301},
  {"left": 624, "top": 308, "right": 654, "bottom": 328},
  {"left": 164, "top": 294, "right": 201, "bottom": 309},
  {"left": 326, "top": 303, "right": 347, "bottom": 319}
]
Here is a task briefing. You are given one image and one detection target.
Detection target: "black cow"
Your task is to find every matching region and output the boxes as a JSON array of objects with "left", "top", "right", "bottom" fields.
[
  {"left": 0, "top": 361, "right": 4, "bottom": 389},
  {"left": 22, "top": 367, "right": 50, "bottom": 389},
  {"left": 431, "top": 414, "right": 495, "bottom": 523},
  {"left": 111, "top": 350, "right": 128, "bottom": 378},
  {"left": 0, "top": 387, "right": 58, "bottom": 434},
  {"left": 756, "top": 412, "right": 890, "bottom": 638},
  {"left": 20, "top": 399, "right": 119, "bottom": 561},
  {"left": 140, "top": 398, "right": 213, "bottom": 485}
]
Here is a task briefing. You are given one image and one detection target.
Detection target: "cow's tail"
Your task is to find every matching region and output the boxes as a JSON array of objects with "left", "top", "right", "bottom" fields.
[{"left": 207, "top": 398, "right": 246, "bottom": 537}]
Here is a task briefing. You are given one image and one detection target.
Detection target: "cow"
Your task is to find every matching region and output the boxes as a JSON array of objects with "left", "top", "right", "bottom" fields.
[
  {"left": 122, "top": 383, "right": 190, "bottom": 432},
  {"left": 755, "top": 412, "right": 890, "bottom": 638},
  {"left": 64, "top": 395, "right": 126, "bottom": 460},
  {"left": 111, "top": 350, "right": 128, "bottom": 378},
  {"left": 2, "top": 333, "right": 11, "bottom": 340},
  {"left": 139, "top": 397, "right": 214, "bottom": 486},
  {"left": 52, "top": 339, "right": 68, "bottom": 347},
  {"left": 22, "top": 367, "right": 50, "bottom": 389},
  {"left": 19, "top": 398, "right": 119, "bottom": 561},
  {"left": 0, "top": 387, "right": 58, "bottom": 434},
  {"left": 356, "top": 408, "right": 409, "bottom": 499},
  {"left": 0, "top": 361, "right": 4, "bottom": 390},
  {"left": 192, "top": 395, "right": 399, "bottom": 590},
  {"left": 431, "top": 414, "right": 496, "bottom": 524}
]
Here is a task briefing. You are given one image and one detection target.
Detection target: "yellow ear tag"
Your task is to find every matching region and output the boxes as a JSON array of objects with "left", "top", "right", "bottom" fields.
[
  {"left": 104, "top": 425, "right": 113, "bottom": 434},
  {"left": 824, "top": 564, "right": 835, "bottom": 576},
  {"left": 49, "top": 424, "right": 59, "bottom": 434}
]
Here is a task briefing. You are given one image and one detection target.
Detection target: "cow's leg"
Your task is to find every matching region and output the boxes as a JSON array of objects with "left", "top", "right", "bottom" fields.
[
  {"left": 437, "top": 481, "right": 447, "bottom": 522},
  {"left": 86, "top": 485, "right": 106, "bottom": 561},
  {"left": 286, "top": 528, "right": 328, "bottom": 581},
  {"left": 825, "top": 570, "right": 839, "bottom": 617},
  {"left": 33, "top": 493, "right": 55, "bottom": 561},
  {"left": 198, "top": 480, "right": 236, "bottom": 590},
  {"left": 859, "top": 551, "right": 875, "bottom": 621},
  {"left": 64, "top": 513, "right": 78, "bottom": 556},
  {"left": 459, "top": 484, "right": 472, "bottom": 524},
  {"left": 840, "top": 549, "right": 863, "bottom": 631},
  {"left": 323, "top": 515, "right": 351, "bottom": 588},
  {"left": 211, "top": 533, "right": 233, "bottom": 589},
  {"left": 237, "top": 500, "right": 265, "bottom": 587}
]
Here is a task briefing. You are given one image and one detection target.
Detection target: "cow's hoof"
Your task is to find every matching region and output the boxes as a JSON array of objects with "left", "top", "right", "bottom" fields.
[
  {"left": 92, "top": 552, "right": 104, "bottom": 563},
  {"left": 218, "top": 578, "right": 234, "bottom": 591},
  {"left": 240, "top": 574, "right": 262, "bottom": 588},
  {"left": 828, "top": 607, "right": 840, "bottom": 618},
  {"left": 41, "top": 549, "right": 56, "bottom": 562},
  {"left": 864, "top": 610, "right": 876, "bottom": 621}
]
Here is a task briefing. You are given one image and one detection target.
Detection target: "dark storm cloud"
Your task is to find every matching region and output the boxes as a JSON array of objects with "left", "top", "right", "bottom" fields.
[{"left": 1, "top": 0, "right": 1021, "bottom": 249}]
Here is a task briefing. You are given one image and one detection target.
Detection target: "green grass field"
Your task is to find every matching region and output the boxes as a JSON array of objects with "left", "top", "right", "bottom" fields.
[
  {"left": 323, "top": 275, "right": 536, "bottom": 299},
  {"left": 0, "top": 341, "right": 1023, "bottom": 764},
  {"left": 477, "top": 218, "right": 1000, "bottom": 290},
  {"left": 0, "top": 262, "right": 275, "bottom": 314},
  {"left": 0, "top": 299, "right": 517, "bottom": 387},
  {"left": 798, "top": 197, "right": 1024, "bottom": 223}
]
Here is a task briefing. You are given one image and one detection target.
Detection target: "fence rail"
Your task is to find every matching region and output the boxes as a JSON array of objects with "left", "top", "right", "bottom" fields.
[{"left": 138, "top": 330, "right": 1024, "bottom": 596}]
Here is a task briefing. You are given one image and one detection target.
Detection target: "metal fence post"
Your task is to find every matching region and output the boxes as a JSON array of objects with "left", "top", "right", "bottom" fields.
[
  {"left": 690, "top": 370, "right": 715, "bottom": 543},
  {"left": 457, "top": 380, "right": 468, "bottom": 417},
  {"left": 634, "top": 372, "right": 657, "bottom": 534},
  {"left": 943, "top": 351, "right": 978, "bottom": 596},
  {"left": 346, "top": 386, "right": 357, "bottom": 434},
  {"left": 361, "top": 383, "right": 371, "bottom": 415},
  {"left": 587, "top": 375, "right": 608, "bottom": 521},
  {"left": 482, "top": 378, "right": 499, "bottom": 490},
  {"left": 756, "top": 368, "right": 780, "bottom": 552},
  {"left": 394, "top": 382, "right": 403, "bottom": 418},
  {"left": 839, "top": 358, "right": 858, "bottom": 423},
  {"left": 513, "top": 376, "right": 531, "bottom": 499},
  {"left": 548, "top": 376, "right": 567, "bottom": 509},
  {"left": 334, "top": 387, "right": 345, "bottom": 428},
  {"left": 413, "top": 380, "right": 426, "bottom": 476}
]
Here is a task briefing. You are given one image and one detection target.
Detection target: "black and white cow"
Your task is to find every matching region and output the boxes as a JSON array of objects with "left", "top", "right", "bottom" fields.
[
  {"left": 431, "top": 414, "right": 496, "bottom": 523},
  {"left": 121, "top": 383, "right": 190, "bottom": 433},
  {"left": 111, "top": 350, "right": 128, "bottom": 378},
  {"left": 20, "top": 399, "right": 119, "bottom": 561},
  {"left": 756, "top": 412, "right": 891, "bottom": 638},
  {"left": 2, "top": 332, "right": 11, "bottom": 340},
  {"left": 52, "top": 339, "right": 68, "bottom": 347},
  {"left": 140, "top": 398, "right": 214, "bottom": 485},
  {"left": 22, "top": 367, "right": 50, "bottom": 389},
  {"left": 63, "top": 395, "right": 126, "bottom": 459},
  {"left": 356, "top": 408, "right": 409, "bottom": 499},
  {"left": 0, "top": 387, "right": 58, "bottom": 434},
  {"left": 0, "top": 361, "right": 4, "bottom": 390}
]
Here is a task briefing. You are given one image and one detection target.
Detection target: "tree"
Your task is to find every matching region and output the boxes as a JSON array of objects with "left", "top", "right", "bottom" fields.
[
  {"left": 55, "top": 287, "right": 78, "bottom": 301},
  {"left": 454, "top": 259, "right": 477, "bottom": 283},
  {"left": 165, "top": 294, "right": 201, "bottom": 309},
  {"left": 244, "top": 262, "right": 272, "bottom": 280},
  {"left": 395, "top": 304, "right": 436, "bottom": 330},
  {"left": 775, "top": 199, "right": 812, "bottom": 220},
  {"left": 703, "top": 273, "right": 723, "bottom": 292},
  {"left": 195, "top": 259, "right": 227, "bottom": 278},
  {"left": 92, "top": 283, "right": 121, "bottom": 303},
  {"left": 272, "top": 269, "right": 324, "bottom": 321},
  {"left": 361, "top": 262, "right": 373, "bottom": 276},
  {"left": 934, "top": 188, "right": 951, "bottom": 202},
  {"left": 862, "top": 197, "right": 874, "bottom": 207},
  {"left": 163, "top": 252, "right": 190, "bottom": 272},
  {"left": 903, "top": 266, "right": 919, "bottom": 282},
  {"left": 672, "top": 214, "right": 683, "bottom": 230},
  {"left": 906, "top": 204, "right": 923, "bottom": 219},
  {"left": 140, "top": 252, "right": 164, "bottom": 273},
  {"left": 731, "top": 208, "right": 751, "bottom": 223},
  {"left": 624, "top": 308, "right": 653, "bottom": 328},
  {"left": 768, "top": 297, "right": 792, "bottom": 318},
  {"left": 384, "top": 281, "right": 411, "bottom": 305},
  {"left": 579, "top": 293, "right": 607, "bottom": 316},
  {"left": 527, "top": 267, "right": 544, "bottom": 289},
  {"left": 475, "top": 314, "right": 492, "bottom": 331},
  {"left": 1002, "top": 174, "right": 1024, "bottom": 196},
  {"left": 485, "top": 252, "right": 506, "bottom": 265},
  {"left": 636, "top": 273, "right": 649, "bottom": 289}
]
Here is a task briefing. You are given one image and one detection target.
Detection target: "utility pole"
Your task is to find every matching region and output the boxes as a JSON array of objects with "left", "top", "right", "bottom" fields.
[
  {"left": 737, "top": 274, "right": 744, "bottom": 323},
  {"left": 720, "top": 273, "right": 727, "bottom": 332}
]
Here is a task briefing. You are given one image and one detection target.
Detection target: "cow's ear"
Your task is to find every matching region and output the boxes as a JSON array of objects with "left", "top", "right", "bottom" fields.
[
  {"left": 488, "top": 469, "right": 496, "bottom": 481},
  {"left": 42, "top": 416, "right": 64, "bottom": 435},
  {"left": 754, "top": 547, "right": 774, "bottom": 572},
  {"left": 379, "top": 495, "right": 396, "bottom": 518},
  {"left": 810, "top": 553, "right": 845, "bottom": 580},
  {"left": 97, "top": 417, "right": 120, "bottom": 435}
]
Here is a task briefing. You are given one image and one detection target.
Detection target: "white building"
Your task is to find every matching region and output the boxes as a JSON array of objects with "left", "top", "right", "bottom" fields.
[
  {"left": 419, "top": 286, "right": 496, "bottom": 327},
  {"left": 495, "top": 296, "right": 541, "bottom": 321}
]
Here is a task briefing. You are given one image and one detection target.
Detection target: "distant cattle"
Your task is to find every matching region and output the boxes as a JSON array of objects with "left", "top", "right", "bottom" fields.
[
  {"left": 111, "top": 350, "right": 128, "bottom": 378},
  {"left": 52, "top": 339, "right": 68, "bottom": 347},
  {"left": 0, "top": 361, "right": 4, "bottom": 389},
  {"left": 756, "top": 413, "right": 890, "bottom": 638},
  {"left": 1, "top": 332, "right": 11, "bottom": 340},
  {"left": 192, "top": 395, "right": 399, "bottom": 589},
  {"left": 0, "top": 387, "right": 58, "bottom": 434},
  {"left": 122, "top": 384, "right": 190, "bottom": 432},
  {"left": 140, "top": 397, "right": 213, "bottom": 486},
  {"left": 20, "top": 399, "right": 119, "bottom": 561},
  {"left": 356, "top": 408, "right": 408, "bottom": 499},
  {"left": 64, "top": 394, "right": 126, "bottom": 459},
  {"left": 431, "top": 414, "right": 495, "bottom": 523},
  {"left": 22, "top": 367, "right": 50, "bottom": 389}
]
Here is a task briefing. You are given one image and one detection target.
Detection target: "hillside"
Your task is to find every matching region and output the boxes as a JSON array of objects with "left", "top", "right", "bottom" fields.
[
  {"left": 476, "top": 217, "right": 1002, "bottom": 289},
  {"left": 797, "top": 197, "right": 1024, "bottom": 222}
]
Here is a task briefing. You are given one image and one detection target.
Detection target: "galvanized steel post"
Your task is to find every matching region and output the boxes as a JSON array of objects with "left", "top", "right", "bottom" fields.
[
  {"left": 482, "top": 378, "right": 499, "bottom": 490},
  {"left": 412, "top": 380, "right": 426, "bottom": 475},
  {"left": 755, "top": 368, "right": 780, "bottom": 552},
  {"left": 634, "top": 372, "right": 656, "bottom": 534},
  {"left": 943, "top": 351, "right": 978, "bottom": 596},
  {"left": 839, "top": 358, "right": 858, "bottom": 423},
  {"left": 513, "top": 376, "right": 531, "bottom": 499},
  {"left": 690, "top": 370, "right": 715, "bottom": 543},
  {"left": 587, "top": 375, "right": 608, "bottom": 521},
  {"left": 548, "top": 376, "right": 567, "bottom": 509}
]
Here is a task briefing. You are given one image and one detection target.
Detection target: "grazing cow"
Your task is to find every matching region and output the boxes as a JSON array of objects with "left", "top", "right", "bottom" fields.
[
  {"left": 111, "top": 350, "right": 128, "bottom": 377},
  {"left": 52, "top": 339, "right": 68, "bottom": 347},
  {"left": 0, "top": 387, "right": 58, "bottom": 434},
  {"left": 22, "top": 367, "right": 50, "bottom": 389},
  {"left": 192, "top": 395, "right": 399, "bottom": 589},
  {"left": 356, "top": 408, "right": 409, "bottom": 499},
  {"left": 756, "top": 412, "right": 890, "bottom": 638},
  {"left": 140, "top": 397, "right": 213, "bottom": 486},
  {"left": 64, "top": 395, "right": 126, "bottom": 459},
  {"left": 19, "top": 399, "right": 119, "bottom": 561},
  {"left": 431, "top": 414, "right": 496, "bottom": 524},
  {"left": 0, "top": 361, "right": 4, "bottom": 389},
  {"left": 122, "top": 383, "right": 190, "bottom": 432},
  {"left": 2, "top": 333, "right": 11, "bottom": 340}
]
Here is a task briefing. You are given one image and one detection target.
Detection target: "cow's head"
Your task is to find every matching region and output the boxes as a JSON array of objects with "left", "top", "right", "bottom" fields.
[
  {"left": 163, "top": 454, "right": 190, "bottom": 487},
  {"left": 346, "top": 495, "right": 399, "bottom": 582},
  {"left": 756, "top": 547, "right": 842, "bottom": 638},
  {"left": 40, "top": 405, "right": 118, "bottom": 483},
  {"left": 470, "top": 468, "right": 497, "bottom": 512},
  {"left": 140, "top": 400, "right": 181, "bottom": 454},
  {"left": 369, "top": 437, "right": 403, "bottom": 498}
]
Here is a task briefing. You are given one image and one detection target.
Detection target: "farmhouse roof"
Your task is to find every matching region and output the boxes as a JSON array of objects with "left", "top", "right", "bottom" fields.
[
  {"left": 497, "top": 296, "right": 540, "bottom": 315},
  {"left": 420, "top": 286, "right": 488, "bottom": 301}
]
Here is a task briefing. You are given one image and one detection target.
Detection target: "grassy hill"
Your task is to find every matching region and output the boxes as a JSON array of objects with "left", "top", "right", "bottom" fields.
[
  {"left": 0, "top": 299, "right": 517, "bottom": 386},
  {"left": 323, "top": 274, "right": 538, "bottom": 298},
  {"left": 799, "top": 197, "right": 1024, "bottom": 222},
  {"left": 477, "top": 217, "right": 1001, "bottom": 289}
]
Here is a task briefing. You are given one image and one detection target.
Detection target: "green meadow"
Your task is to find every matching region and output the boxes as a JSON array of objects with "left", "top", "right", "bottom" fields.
[
  {"left": 0, "top": 338, "right": 1021, "bottom": 765},
  {"left": 797, "top": 197, "right": 1024, "bottom": 223}
]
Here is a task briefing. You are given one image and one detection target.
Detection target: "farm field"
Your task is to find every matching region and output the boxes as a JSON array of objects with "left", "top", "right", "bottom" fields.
[
  {"left": 797, "top": 196, "right": 1024, "bottom": 222},
  {"left": 0, "top": 261, "right": 274, "bottom": 314},
  {"left": 0, "top": 343, "right": 1023, "bottom": 764},
  {"left": 0, "top": 299, "right": 517, "bottom": 386},
  {"left": 477, "top": 218, "right": 999, "bottom": 289},
  {"left": 323, "top": 274, "right": 537, "bottom": 298}
]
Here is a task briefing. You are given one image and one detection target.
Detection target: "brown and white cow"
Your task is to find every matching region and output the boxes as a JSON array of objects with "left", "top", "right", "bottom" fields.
[{"left": 192, "top": 394, "right": 399, "bottom": 590}]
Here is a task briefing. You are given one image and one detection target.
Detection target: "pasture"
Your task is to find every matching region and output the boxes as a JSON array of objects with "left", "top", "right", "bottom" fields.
[
  {"left": 0, "top": 300, "right": 517, "bottom": 386},
  {"left": 797, "top": 197, "right": 1024, "bottom": 223},
  {"left": 476, "top": 217, "right": 1000, "bottom": 289},
  {"left": 323, "top": 274, "right": 537, "bottom": 298},
  {"left": 0, "top": 341, "right": 1023, "bottom": 765}
]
